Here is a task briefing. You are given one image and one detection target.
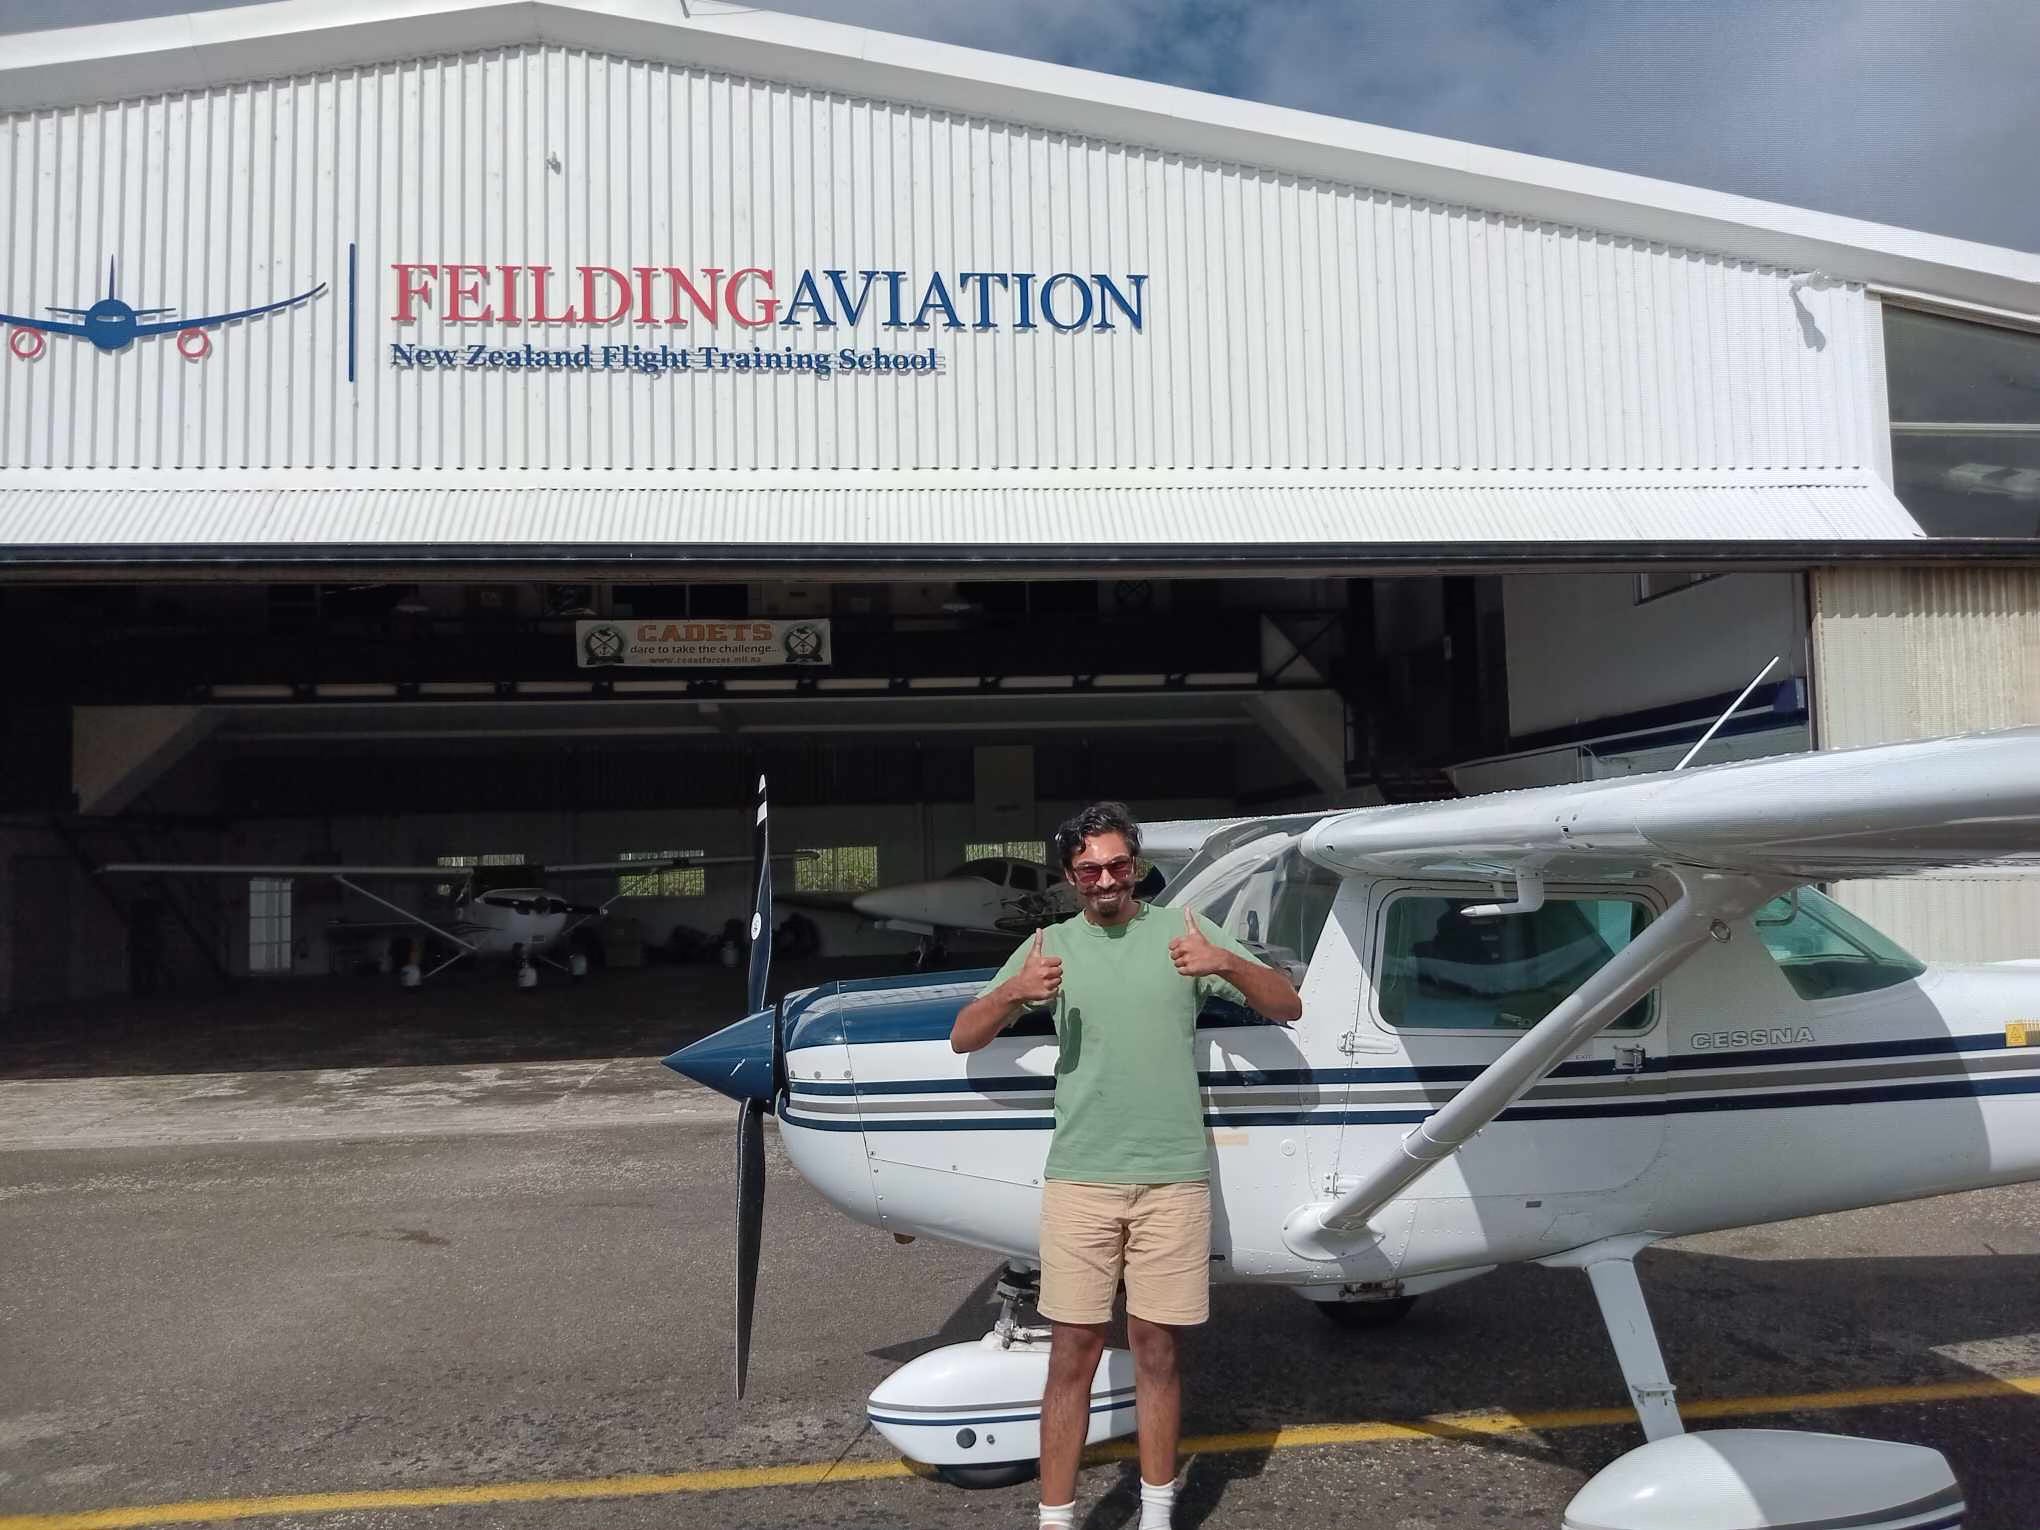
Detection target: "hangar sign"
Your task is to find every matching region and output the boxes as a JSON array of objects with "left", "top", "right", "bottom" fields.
[{"left": 576, "top": 619, "right": 831, "bottom": 669}]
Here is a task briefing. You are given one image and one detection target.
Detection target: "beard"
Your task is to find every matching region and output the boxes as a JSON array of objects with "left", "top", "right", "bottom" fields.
[{"left": 1084, "top": 885, "right": 1131, "bottom": 919}]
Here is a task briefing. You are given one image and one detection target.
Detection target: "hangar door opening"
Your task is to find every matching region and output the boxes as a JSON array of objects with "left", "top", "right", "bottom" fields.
[{"left": 2, "top": 567, "right": 1812, "bottom": 1075}]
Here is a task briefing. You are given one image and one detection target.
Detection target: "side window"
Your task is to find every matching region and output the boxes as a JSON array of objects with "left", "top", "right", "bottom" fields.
[
  {"left": 1379, "top": 894, "right": 1655, "bottom": 1032},
  {"left": 1753, "top": 888, "right": 1926, "bottom": 1001}
]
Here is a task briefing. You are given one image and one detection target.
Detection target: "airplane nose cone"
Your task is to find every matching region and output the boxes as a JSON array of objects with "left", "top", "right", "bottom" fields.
[
  {"left": 853, "top": 883, "right": 935, "bottom": 919},
  {"left": 665, "top": 1009, "right": 775, "bottom": 1103}
]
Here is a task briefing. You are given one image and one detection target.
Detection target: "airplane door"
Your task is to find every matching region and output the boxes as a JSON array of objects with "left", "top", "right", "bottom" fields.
[
  {"left": 1194, "top": 848, "right": 1335, "bottom": 1277},
  {"left": 1333, "top": 880, "right": 1669, "bottom": 1203}
]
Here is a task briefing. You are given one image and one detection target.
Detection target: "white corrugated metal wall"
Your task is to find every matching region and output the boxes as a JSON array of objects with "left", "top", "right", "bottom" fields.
[
  {"left": 1814, "top": 565, "right": 2040, "bottom": 962},
  {"left": 1, "top": 44, "right": 1884, "bottom": 479}
]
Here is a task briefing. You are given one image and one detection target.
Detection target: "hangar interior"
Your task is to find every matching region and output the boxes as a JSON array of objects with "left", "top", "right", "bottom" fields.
[{"left": 0, "top": 565, "right": 1814, "bottom": 1013}]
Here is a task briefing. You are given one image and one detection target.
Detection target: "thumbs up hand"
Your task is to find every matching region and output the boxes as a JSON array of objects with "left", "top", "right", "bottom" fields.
[
  {"left": 1009, "top": 928, "right": 1064, "bottom": 1004},
  {"left": 1169, "top": 905, "right": 1231, "bottom": 979}
]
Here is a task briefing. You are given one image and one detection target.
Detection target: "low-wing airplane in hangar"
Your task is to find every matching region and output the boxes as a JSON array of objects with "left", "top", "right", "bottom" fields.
[
  {"left": 101, "top": 852, "right": 796, "bottom": 980},
  {"left": 671, "top": 732, "right": 2040, "bottom": 1523},
  {"left": 786, "top": 853, "right": 1173, "bottom": 967}
]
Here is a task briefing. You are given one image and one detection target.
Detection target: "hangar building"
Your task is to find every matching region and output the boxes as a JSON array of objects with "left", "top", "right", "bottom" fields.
[{"left": 1, "top": 0, "right": 2036, "bottom": 1018}]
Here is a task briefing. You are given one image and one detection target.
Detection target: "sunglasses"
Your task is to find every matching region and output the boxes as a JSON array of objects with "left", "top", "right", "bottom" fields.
[{"left": 1070, "top": 856, "right": 1138, "bottom": 887}]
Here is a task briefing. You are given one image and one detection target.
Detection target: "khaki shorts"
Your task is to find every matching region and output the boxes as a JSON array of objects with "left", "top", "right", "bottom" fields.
[{"left": 1038, "top": 1179, "right": 1212, "bottom": 1327}]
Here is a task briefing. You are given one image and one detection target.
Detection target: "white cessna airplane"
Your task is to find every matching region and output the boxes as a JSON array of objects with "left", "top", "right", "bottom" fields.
[
  {"left": 819, "top": 856, "right": 1075, "bottom": 965},
  {"left": 103, "top": 852, "right": 781, "bottom": 979},
  {"left": 673, "top": 733, "right": 2040, "bottom": 1525}
]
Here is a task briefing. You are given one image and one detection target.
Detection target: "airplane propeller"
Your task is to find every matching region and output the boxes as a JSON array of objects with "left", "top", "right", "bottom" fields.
[
  {"left": 733, "top": 772, "right": 777, "bottom": 1399},
  {"left": 661, "top": 772, "right": 791, "bottom": 1398}
]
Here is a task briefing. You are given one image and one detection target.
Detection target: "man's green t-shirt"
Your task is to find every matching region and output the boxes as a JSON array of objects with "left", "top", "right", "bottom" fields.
[{"left": 980, "top": 903, "right": 1267, "bottom": 1185}]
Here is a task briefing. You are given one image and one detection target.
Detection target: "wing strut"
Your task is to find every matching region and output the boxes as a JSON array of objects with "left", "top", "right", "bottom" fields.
[
  {"left": 1283, "top": 867, "right": 1780, "bottom": 1262},
  {"left": 331, "top": 874, "right": 481, "bottom": 979}
]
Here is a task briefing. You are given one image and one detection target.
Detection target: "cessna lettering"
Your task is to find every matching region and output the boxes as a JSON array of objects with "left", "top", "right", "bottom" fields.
[{"left": 1691, "top": 1026, "right": 1818, "bottom": 1050}]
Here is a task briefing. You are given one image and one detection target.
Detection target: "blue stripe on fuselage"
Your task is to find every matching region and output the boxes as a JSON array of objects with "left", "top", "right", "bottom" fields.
[{"left": 784, "top": 1056, "right": 2040, "bottom": 1132}]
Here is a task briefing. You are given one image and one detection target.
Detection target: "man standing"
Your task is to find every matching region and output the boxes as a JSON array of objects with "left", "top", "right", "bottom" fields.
[{"left": 950, "top": 803, "right": 1303, "bottom": 1530}]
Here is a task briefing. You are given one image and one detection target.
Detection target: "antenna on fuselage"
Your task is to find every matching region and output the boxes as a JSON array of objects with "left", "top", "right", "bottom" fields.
[
  {"left": 106, "top": 256, "right": 117, "bottom": 301},
  {"left": 1673, "top": 655, "right": 1781, "bottom": 772}
]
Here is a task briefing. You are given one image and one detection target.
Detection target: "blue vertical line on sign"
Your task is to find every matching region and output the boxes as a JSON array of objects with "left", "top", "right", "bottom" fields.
[{"left": 346, "top": 242, "right": 358, "bottom": 384}]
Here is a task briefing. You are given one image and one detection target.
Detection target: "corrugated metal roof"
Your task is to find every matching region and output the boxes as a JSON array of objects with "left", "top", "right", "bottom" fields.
[
  {"left": 3, "top": 0, "right": 2035, "bottom": 317},
  {"left": 0, "top": 480, "right": 1922, "bottom": 555}
]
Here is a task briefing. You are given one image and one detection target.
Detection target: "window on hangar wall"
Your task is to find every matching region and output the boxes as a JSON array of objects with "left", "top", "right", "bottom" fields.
[
  {"left": 797, "top": 847, "right": 880, "bottom": 895},
  {"left": 965, "top": 839, "right": 1048, "bottom": 865},
  {"left": 248, "top": 878, "right": 293, "bottom": 974},
  {"left": 615, "top": 852, "right": 707, "bottom": 899},
  {"left": 1884, "top": 306, "right": 2040, "bottom": 537}
]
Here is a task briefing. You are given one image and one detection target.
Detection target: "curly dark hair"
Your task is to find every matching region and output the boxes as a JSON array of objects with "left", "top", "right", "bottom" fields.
[{"left": 1052, "top": 801, "right": 1142, "bottom": 872}]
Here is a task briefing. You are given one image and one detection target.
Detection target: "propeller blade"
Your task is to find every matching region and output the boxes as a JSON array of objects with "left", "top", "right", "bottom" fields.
[
  {"left": 746, "top": 773, "right": 773, "bottom": 1017},
  {"left": 734, "top": 1095, "right": 766, "bottom": 1399}
]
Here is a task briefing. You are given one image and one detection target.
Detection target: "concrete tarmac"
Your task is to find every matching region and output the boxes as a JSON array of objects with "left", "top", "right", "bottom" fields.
[{"left": 3, "top": 1058, "right": 2039, "bottom": 1530}]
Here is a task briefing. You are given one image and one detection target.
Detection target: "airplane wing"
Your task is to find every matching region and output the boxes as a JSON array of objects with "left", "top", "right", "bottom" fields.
[
  {"left": 128, "top": 283, "right": 327, "bottom": 337},
  {"left": 101, "top": 862, "right": 457, "bottom": 878},
  {"left": 549, "top": 850, "right": 816, "bottom": 876},
  {"left": 1284, "top": 726, "right": 2040, "bottom": 1247},
  {"left": 1302, "top": 727, "right": 2040, "bottom": 885},
  {"left": 1140, "top": 818, "right": 1250, "bottom": 872},
  {"left": 0, "top": 310, "right": 90, "bottom": 337}
]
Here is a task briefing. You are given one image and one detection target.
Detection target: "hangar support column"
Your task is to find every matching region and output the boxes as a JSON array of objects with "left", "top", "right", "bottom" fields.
[{"left": 1811, "top": 565, "right": 2040, "bottom": 961}]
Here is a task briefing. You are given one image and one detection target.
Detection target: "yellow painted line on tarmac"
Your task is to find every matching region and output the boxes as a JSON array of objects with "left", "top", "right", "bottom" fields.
[{"left": 5, "top": 1373, "right": 2037, "bottom": 1530}]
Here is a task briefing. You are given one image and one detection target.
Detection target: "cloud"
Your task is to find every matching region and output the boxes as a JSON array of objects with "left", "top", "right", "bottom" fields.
[{"left": 768, "top": 0, "right": 2040, "bottom": 252}]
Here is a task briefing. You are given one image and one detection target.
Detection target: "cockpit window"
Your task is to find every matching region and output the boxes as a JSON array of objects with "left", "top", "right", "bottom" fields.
[
  {"left": 946, "top": 859, "right": 1008, "bottom": 882},
  {"left": 1157, "top": 838, "right": 1336, "bottom": 990},
  {"left": 1007, "top": 863, "right": 1042, "bottom": 892},
  {"left": 1380, "top": 894, "right": 1654, "bottom": 1032},
  {"left": 1753, "top": 888, "right": 1926, "bottom": 1001},
  {"left": 1259, "top": 850, "right": 1339, "bottom": 968}
]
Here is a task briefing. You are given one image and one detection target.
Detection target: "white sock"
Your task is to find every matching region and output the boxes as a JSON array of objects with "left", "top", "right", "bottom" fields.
[
  {"left": 1039, "top": 1502, "right": 1075, "bottom": 1529},
  {"left": 1139, "top": 1478, "right": 1176, "bottom": 1530}
]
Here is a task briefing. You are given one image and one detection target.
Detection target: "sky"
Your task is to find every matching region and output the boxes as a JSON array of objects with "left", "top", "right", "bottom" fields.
[{"left": 3, "top": 0, "right": 2034, "bottom": 253}]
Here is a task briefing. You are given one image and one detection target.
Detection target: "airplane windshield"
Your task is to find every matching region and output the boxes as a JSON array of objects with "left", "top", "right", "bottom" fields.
[
  {"left": 1753, "top": 888, "right": 1927, "bottom": 1001},
  {"left": 1160, "top": 837, "right": 1336, "bottom": 979},
  {"left": 944, "top": 859, "right": 1010, "bottom": 882}
]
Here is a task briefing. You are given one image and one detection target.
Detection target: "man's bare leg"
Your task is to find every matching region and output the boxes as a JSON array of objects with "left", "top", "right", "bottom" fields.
[
  {"left": 1126, "top": 1314, "right": 1182, "bottom": 1499},
  {"left": 1039, "top": 1320, "right": 1107, "bottom": 1515}
]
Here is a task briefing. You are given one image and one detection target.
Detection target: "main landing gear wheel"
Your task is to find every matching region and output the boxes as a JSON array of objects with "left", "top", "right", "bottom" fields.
[
  {"left": 1313, "top": 1294, "right": 1417, "bottom": 1329},
  {"left": 932, "top": 1461, "right": 1039, "bottom": 1490}
]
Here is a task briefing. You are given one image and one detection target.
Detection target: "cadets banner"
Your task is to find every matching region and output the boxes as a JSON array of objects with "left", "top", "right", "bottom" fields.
[{"left": 576, "top": 619, "right": 831, "bottom": 668}]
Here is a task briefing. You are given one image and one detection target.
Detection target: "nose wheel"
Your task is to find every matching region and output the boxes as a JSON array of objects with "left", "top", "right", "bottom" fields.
[
  {"left": 930, "top": 1264, "right": 1048, "bottom": 1490},
  {"left": 912, "top": 936, "right": 950, "bottom": 970}
]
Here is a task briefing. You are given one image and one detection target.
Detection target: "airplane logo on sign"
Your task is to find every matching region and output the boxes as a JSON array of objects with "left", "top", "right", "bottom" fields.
[{"left": 1, "top": 257, "right": 325, "bottom": 360}]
